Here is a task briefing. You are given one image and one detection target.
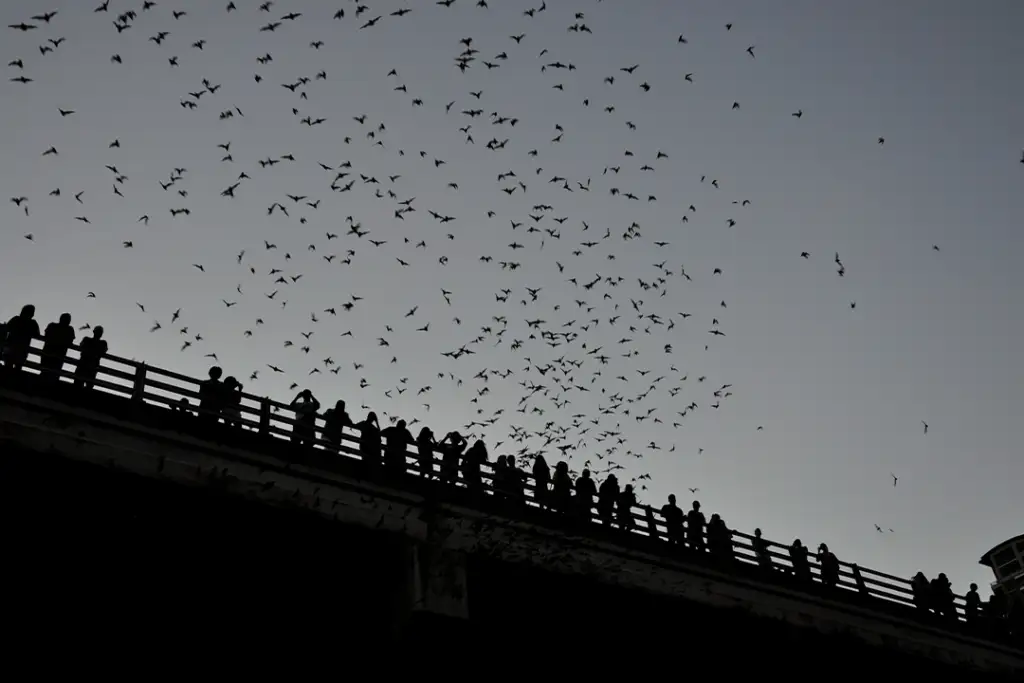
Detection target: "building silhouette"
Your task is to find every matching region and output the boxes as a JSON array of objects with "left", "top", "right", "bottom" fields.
[{"left": 982, "top": 535, "right": 1024, "bottom": 602}]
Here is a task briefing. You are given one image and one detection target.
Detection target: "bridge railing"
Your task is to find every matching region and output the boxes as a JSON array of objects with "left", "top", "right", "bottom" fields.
[{"left": 1, "top": 337, "right": 972, "bottom": 624}]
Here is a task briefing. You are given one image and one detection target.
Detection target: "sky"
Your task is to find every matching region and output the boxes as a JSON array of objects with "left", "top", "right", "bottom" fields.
[{"left": 2, "top": 0, "right": 1022, "bottom": 595}]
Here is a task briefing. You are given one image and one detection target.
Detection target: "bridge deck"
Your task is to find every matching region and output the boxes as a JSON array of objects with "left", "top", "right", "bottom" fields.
[{"left": 0, "top": 338, "right": 1021, "bottom": 668}]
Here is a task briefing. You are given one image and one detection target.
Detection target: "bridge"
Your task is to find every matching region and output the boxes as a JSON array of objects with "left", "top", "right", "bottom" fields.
[{"left": 0, "top": 336, "right": 1021, "bottom": 675}]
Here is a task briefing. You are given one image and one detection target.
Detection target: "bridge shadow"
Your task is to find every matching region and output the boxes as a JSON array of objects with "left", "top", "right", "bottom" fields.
[
  {"left": 0, "top": 447, "right": 407, "bottom": 651},
  {"left": 471, "top": 557, "right": 1014, "bottom": 676},
  {"left": 0, "top": 442, "right": 1020, "bottom": 676}
]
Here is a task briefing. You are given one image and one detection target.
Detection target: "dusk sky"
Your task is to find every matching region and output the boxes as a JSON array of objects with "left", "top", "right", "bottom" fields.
[{"left": 3, "top": 0, "right": 1022, "bottom": 593}]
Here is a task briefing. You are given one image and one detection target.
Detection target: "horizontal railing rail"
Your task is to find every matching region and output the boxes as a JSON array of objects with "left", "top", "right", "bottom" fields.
[{"left": 0, "top": 334, "right": 999, "bottom": 632}]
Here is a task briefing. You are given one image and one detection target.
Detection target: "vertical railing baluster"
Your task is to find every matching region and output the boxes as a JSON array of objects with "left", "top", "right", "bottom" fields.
[
  {"left": 259, "top": 397, "right": 271, "bottom": 436},
  {"left": 851, "top": 564, "right": 869, "bottom": 596},
  {"left": 645, "top": 506, "right": 660, "bottom": 540},
  {"left": 131, "top": 363, "right": 147, "bottom": 401}
]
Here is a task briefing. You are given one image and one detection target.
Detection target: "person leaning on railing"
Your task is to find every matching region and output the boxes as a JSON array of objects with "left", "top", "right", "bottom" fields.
[
  {"left": 222, "top": 377, "right": 244, "bottom": 428},
  {"left": 789, "top": 539, "right": 811, "bottom": 581},
  {"left": 321, "top": 400, "right": 353, "bottom": 453},
  {"left": 532, "top": 455, "right": 551, "bottom": 509},
  {"left": 817, "top": 543, "right": 840, "bottom": 588},
  {"left": 707, "top": 513, "right": 734, "bottom": 562},
  {"left": 73, "top": 326, "right": 108, "bottom": 388},
  {"left": 1, "top": 304, "right": 40, "bottom": 371},
  {"left": 416, "top": 426, "right": 437, "bottom": 479},
  {"left": 289, "top": 389, "right": 320, "bottom": 447},
  {"left": 660, "top": 494, "right": 684, "bottom": 545},
  {"left": 39, "top": 313, "right": 75, "bottom": 380},
  {"left": 596, "top": 473, "right": 618, "bottom": 524},
  {"left": 197, "top": 367, "right": 225, "bottom": 427},
  {"left": 752, "top": 529, "right": 774, "bottom": 570}
]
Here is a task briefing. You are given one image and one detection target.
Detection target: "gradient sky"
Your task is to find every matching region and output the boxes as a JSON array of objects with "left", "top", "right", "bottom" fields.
[{"left": 2, "top": 0, "right": 1022, "bottom": 594}]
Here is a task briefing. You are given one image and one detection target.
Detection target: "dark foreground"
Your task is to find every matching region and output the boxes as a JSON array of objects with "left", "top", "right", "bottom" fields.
[{"left": 0, "top": 445, "right": 1016, "bottom": 679}]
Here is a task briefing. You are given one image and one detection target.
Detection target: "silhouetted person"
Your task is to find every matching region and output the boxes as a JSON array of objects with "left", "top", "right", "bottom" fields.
[
  {"left": 197, "top": 366, "right": 224, "bottom": 427},
  {"left": 617, "top": 483, "right": 637, "bottom": 530},
  {"left": 686, "top": 500, "right": 706, "bottom": 551},
  {"left": 221, "top": 376, "right": 243, "bottom": 427},
  {"left": 789, "top": 539, "right": 811, "bottom": 581},
  {"left": 930, "top": 573, "right": 954, "bottom": 619},
  {"left": 357, "top": 411, "right": 382, "bottom": 466},
  {"left": 439, "top": 431, "right": 466, "bottom": 484},
  {"left": 172, "top": 397, "right": 191, "bottom": 416},
  {"left": 40, "top": 312, "right": 75, "bottom": 379},
  {"left": 416, "top": 426, "right": 436, "bottom": 478},
  {"left": 965, "top": 582, "right": 980, "bottom": 625},
  {"left": 289, "top": 389, "right": 320, "bottom": 447},
  {"left": 552, "top": 461, "right": 572, "bottom": 514},
  {"left": 3, "top": 305, "right": 40, "bottom": 372},
  {"left": 817, "top": 543, "right": 839, "bottom": 588},
  {"left": 574, "top": 468, "right": 597, "bottom": 521},
  {"left": 532, "top": 455, "right": 551, "bottom": 507},
  {"left": 382, "top": 419, "right": 414, "bottom": 473},
  {"left": 493, "top": 455, "right": 509, "bottom": 498},
  {"left": 505, "top": 455, "right": 525, "bottom": 504},
  {"left": 661, "top": 494, "right": 684, "bottom": 544},
  {"left": 911, "top": 572, "right": 931, "bottom": 614},
  {"left": 73, "top": 326, "right": 107, "bottom": 388},
  {"left": 461, "top": 439, "right": 488, "bottom": 492},
  {"left": 321, "top": 400, "right": 352, "bottom": 453},
  {"left": 753, "top": 528, "right": 773, "bottom": 570},
  {"left": 597, "top": 474, "right": 618, "bottom": 526},
  {"left": 928, "top": 573, "right": 944, "bottom": 616},
  {"left": 708, "top": 513, "right": 734, "bottom": 561}
]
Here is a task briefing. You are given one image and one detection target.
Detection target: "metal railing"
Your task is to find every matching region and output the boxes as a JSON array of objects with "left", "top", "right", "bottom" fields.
[{"left": 0, "top": 335, "right": 994, "bottom": 632}]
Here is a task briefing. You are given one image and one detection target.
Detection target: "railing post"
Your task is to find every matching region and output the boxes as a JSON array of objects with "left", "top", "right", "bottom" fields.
[
  {"left": 851, "top": 563, "right": 869, "bottom": 596},
  {"left": 131, "top": 363, "right": 147, "bottom": 401},
  {"left": 259, "top": 398, "right": 271, "bottom": 435},
  {"left": 645, "top": 506, "right": 660, "bottom": 540}
]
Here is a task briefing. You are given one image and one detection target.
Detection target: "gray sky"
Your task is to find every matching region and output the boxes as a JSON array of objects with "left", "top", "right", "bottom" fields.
[{"left": 3, "top": 0, "right": 1022, "bottom": 593}]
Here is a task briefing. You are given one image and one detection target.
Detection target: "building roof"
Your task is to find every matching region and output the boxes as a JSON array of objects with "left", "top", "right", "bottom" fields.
[{"left": 980, "top": 534, "right": 1024, "bottom": 566}]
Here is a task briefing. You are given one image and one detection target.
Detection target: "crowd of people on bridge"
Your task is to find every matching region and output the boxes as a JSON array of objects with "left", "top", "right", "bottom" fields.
[
  {"left": 0, "top": 305, "right": 107, "bottom": 387},
  {"left": 0, "top": 302, "right": 1021, "bottom": 643}
]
